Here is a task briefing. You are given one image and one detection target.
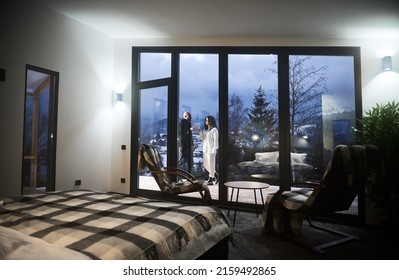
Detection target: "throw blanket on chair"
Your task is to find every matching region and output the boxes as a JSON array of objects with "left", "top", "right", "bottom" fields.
[
  {"left": 262, "top": 145, "right": 384, "bottom": 234},
  {"left": 138, "top": 144, "right": 211, "bottom": 204}
]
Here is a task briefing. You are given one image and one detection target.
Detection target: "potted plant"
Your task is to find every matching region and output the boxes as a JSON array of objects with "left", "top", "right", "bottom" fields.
[{"left": 357, "top": 101, "right": 399, "bottom": 225}]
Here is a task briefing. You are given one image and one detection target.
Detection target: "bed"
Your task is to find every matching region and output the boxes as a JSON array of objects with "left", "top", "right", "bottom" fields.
[{"left": 0, "top": 189, "right": 232, "bottom": 260}]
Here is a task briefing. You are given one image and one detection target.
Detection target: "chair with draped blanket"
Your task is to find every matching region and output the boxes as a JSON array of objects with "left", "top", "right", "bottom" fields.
[
  {"left": 138, "top": 143, "right": 212, "bottom": 205},
  {"left": 262, "top": 144, "right": 384, "bottom": 253}
]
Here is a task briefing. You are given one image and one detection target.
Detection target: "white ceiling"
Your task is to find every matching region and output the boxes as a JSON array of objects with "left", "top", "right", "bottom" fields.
[{"left": 37, "top": 0, "right": 399, "bottom": 39}]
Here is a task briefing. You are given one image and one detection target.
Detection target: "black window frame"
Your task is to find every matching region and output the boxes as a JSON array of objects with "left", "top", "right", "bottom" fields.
[{"left": 130, "top": 46, "right": 362, "bottom": 217}]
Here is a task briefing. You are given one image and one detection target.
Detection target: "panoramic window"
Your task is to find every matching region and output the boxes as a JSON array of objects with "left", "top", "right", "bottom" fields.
[{"left": 131, "top": 47, "right": 361, "bottom": 218}]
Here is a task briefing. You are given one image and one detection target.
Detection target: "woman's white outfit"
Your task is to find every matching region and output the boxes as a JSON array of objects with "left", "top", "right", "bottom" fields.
[{"left": 199, "top": 127, "right": 219, "bottom": 178}]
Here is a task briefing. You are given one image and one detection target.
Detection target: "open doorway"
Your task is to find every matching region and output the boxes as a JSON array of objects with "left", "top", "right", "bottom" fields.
[{"left": 22, "top": 65, "right": 59, "bottom": 194}]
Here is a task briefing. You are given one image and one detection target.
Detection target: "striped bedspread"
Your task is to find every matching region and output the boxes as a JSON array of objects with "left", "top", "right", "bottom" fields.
[{"left": 0, "top": 190, "right": 232, "bottom": 260}]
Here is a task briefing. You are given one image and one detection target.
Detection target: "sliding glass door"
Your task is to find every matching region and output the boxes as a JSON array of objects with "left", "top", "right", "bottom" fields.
[
  {"left": 227, "top": 54, "right": 279, "bottom": 204},
  {"left": 288, "top": 55, "right": 358, "bottom": 217},
  {"left": 178, "top": 53, "right": 219, "bottom": 199}
]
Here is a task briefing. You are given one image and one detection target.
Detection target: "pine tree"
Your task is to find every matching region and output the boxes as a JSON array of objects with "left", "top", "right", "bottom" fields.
[{"left": 247, "top": 85, "right": 277, "bottom": 147}]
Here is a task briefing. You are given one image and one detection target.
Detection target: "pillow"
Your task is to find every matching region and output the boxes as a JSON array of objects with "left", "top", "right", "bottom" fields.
[
  {"left": 291, "top": 153, "right": 307, "bottom": 163},
  {"left": 255, "top": 151, "right": 279, "bottom": 162},
  {"left": 0, "top": 226, "right": 91, "bottom": 260}
]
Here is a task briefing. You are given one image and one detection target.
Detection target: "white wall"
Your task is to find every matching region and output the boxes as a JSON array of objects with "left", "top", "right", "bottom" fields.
[
  {"left": 0, "top": 2, "right": 114, "bottom": 196},
  {"left": 110, "top": 42, "right": 132, "bottom": 194},
  {"left": 111, "top": 37, "right": 399, "bottom": 193},
  {"left": 358, "top": 38, "right": 399, "bottom": 112}
]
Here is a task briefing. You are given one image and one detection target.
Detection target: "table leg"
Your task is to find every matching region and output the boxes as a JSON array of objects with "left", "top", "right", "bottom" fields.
[
  {"left": 260, "top": 189, "right": 265, "bottom": 205},
  {"left": 254, "top": 189, "right": 258, "bottom": 217},
  {"left": 233, "top": 188, "right": 240, "bottom": 226},
  {"left": 227, "top": 187, "right": 235, "bottom": 217}
]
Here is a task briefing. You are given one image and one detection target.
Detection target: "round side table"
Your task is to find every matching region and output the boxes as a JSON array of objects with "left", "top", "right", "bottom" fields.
[{"left": 224, "top": 181, "right": 270, "bottom": 226}]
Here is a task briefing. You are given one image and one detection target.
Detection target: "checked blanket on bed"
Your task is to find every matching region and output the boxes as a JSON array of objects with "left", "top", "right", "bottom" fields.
[{"left": 0, "top": 190, "right": 232, "bottom": 260}]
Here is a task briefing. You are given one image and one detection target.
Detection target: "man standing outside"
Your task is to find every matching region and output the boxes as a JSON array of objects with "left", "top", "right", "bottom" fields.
[{"left": 178, "top": 111, "right": 194, "bottom": 173}]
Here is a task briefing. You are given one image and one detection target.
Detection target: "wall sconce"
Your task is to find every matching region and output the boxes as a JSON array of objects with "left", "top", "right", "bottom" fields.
[
  {"left": 382, "top": 56, "right": 392, "bottom": 71},
  {"left": 116, "top": 93, "right": 123, "bottom": 102}
]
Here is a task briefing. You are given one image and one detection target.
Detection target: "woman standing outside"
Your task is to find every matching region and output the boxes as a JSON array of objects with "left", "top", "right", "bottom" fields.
[{"left": 199, "top": 116, "right": 219, "bottom": 185}]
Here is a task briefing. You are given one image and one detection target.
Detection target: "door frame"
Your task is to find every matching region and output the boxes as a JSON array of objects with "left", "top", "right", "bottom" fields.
[{"left": 22, "top": 65, "right": 59, "bottom": 194}]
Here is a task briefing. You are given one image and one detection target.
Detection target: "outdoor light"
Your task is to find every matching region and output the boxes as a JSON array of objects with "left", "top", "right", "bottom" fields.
[
  {"left": 251, "top": 134, "right": 259, "bottom": 141},
  {"left": 116, "top": 93, "right": 123, "bottom": 102},
  {"left": 383, "top": 56, "right": 392, "bottom": 71}
]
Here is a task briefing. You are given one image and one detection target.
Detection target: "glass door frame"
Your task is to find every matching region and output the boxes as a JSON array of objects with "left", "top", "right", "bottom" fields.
[
  {"left": 22, "top": 64, "right": 59, "bottom": 194},
  {"left": 131, "top": 48, "right": 176, "bottom": 198}
]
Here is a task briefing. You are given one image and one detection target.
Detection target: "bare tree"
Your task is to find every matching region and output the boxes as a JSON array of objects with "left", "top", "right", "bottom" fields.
[
  {"left": 288, "top": 56, "right": 328, "bottom": 135},
  {"left": 228, "top": 93, "right": 248, "bottom": 144}
]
